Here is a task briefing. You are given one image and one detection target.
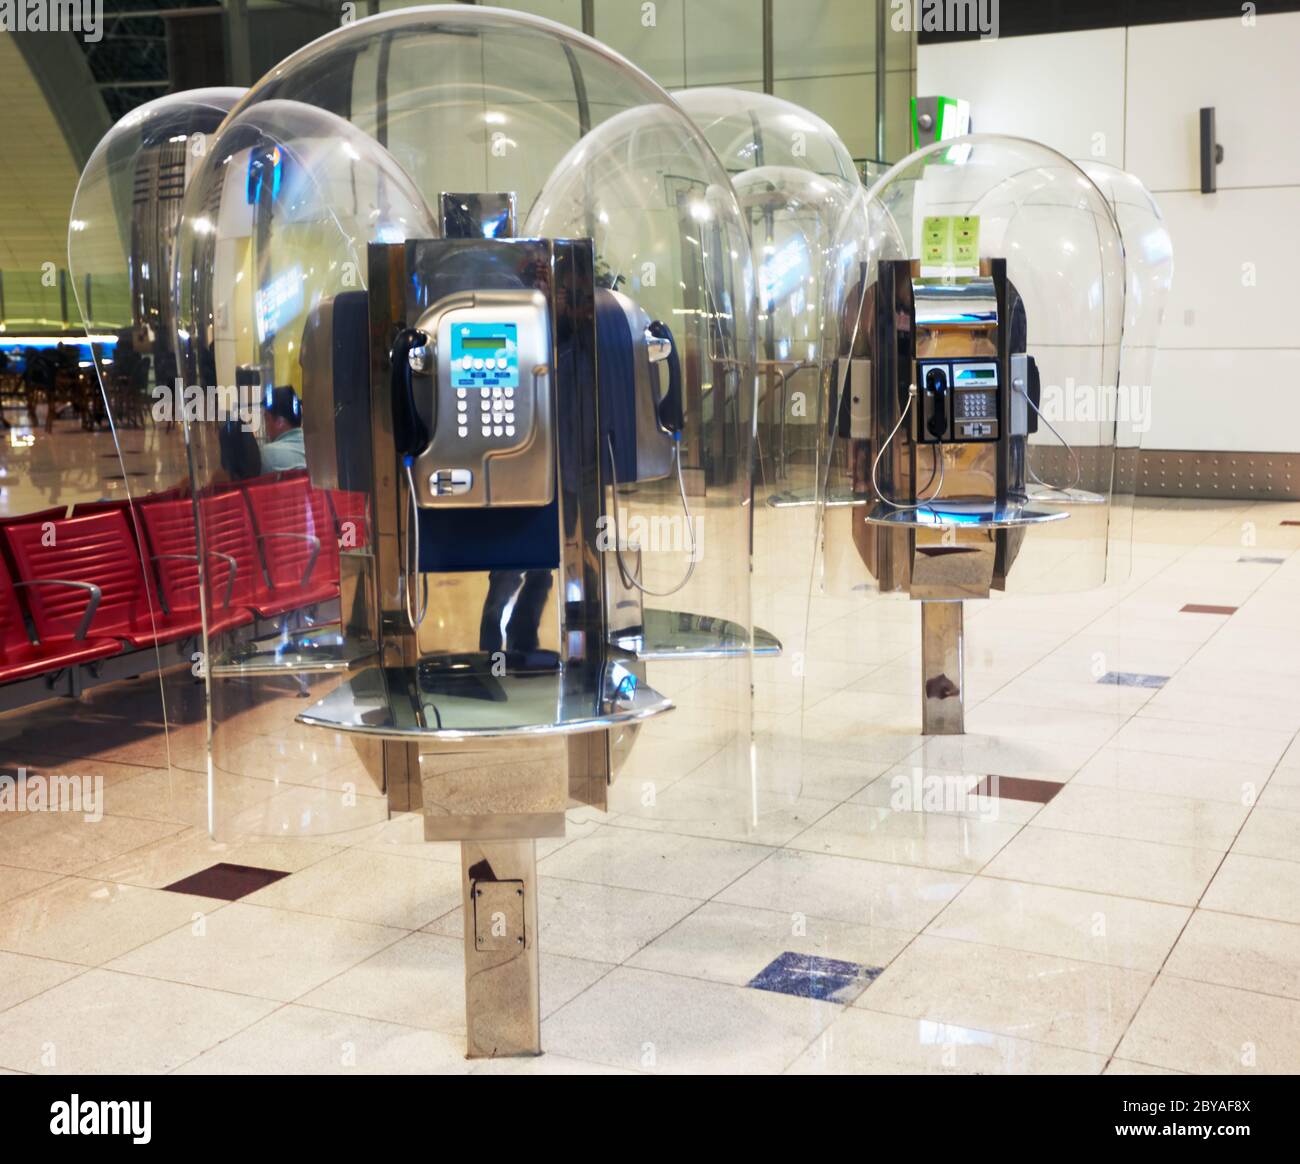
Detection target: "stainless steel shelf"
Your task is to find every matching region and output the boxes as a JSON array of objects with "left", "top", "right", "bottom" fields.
[
  {"left": 210, "top": 625, "right": 379, "bottom": 677},
  {"left": 296, "top": 656, "right": 672, "bottom": 741},
  {"left": 862, "top": 499, "right": 1071, "bottom": 530},
  {"left": 613, "top": 608, "right": 782, "bottom": 660}
]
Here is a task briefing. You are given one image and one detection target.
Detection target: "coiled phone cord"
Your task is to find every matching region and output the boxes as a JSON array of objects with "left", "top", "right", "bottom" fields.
[
  {"left": 402, "top": 456, "right": 428, "bottom": 630},
  {"left": 870, "top": 385, "right": 947, "bottom": 513},
  {"left": 605, "top": 432, "right": 698, "bottom": 598}
]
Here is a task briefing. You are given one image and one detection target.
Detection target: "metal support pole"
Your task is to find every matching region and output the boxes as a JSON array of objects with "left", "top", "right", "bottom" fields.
[
  {"left": 921, "top": 600, "right": 964, "bottom": 735},
  {"left": 875, "top": 0, "right": 888, "bottom": 162},
  {"left": 461, "top": 839, "right": 541, "bottom": 1058}
]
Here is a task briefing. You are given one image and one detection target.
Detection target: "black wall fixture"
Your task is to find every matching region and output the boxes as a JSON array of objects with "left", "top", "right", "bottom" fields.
[{"left": 1199, "top": 107, "right": 1225, "bottom": 194}]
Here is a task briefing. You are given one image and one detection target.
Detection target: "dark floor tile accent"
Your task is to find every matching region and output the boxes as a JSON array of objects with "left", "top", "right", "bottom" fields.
[
  {"left": 1239, "top": 555, "right": 1286, "bottom": 565},
  {"left": 748, "top": 952, "right": 881, "bottom": 1004},
  {"left": 163, "top": 862, "right": 290, "bottom": 901},
  {"left": 1180, "top": 603, "right": 1238, "bottom": 615},
  {"left": 1098, "top": 671, "right": 1169, "bottom": 689},
  {"left": 973, "top": 774, "right": 1064, "bottom": 804}
]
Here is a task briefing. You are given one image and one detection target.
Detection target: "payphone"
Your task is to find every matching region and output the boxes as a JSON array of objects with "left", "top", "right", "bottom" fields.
[
  {"left": 394, "top": 291, "right": 555, "bottom": 508},
  {"left": 817, "top": 135, "right": 1128, "bottom": 735}
]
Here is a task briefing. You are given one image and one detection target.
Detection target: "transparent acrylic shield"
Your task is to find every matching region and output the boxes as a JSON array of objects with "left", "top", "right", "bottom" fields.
[
  {"left": 173, "top": 100, "right": 438, "bottom": 840},
  {"left": 1079, "top": 160, "right": 1174, "bottom": 577},
  {"left": 526, "top": 102, "right": 758, "bottom": 835},
  {"left": 61, "top": 88, "right": 243, "bottom": 823},
  {"left": 815, "top": 135, "right": 1129, "bottom": 601},
  {"left": 174, "top": 8, "right": 758, "bottom": 840},
  {"left": 676, "top": 86, "right": 862, "bottom": 806}
]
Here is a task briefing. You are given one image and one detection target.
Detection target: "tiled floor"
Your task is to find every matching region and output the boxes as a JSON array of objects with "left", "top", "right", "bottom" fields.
[{"left": 1, "top": 493, "right": 1299, "bottom": 1073}]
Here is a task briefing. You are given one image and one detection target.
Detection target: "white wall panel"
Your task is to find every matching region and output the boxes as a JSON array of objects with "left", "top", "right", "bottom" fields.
[
  {"left": 1145, "top": 348, "right": 1300, "bottom": 453},
  {"left": 1158, "top": 187, "right": 1300, "bottom": 352},
  {"left": 917, "top": 28, "right": 1126, "bottom": 164},
  {"left": 1126, "top": 13, "right": 1300, "bottom": 193}
]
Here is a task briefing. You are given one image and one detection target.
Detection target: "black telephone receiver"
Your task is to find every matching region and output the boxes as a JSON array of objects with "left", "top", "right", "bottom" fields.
[
  {"left": 390, "top": 327, "right": 430, "bottom": 459},
  {"left": 648, "top": 319, "right": 684, "bottom": 436},
  {"left": 925, "top": 364, "right": 949, "bottom": 440}
]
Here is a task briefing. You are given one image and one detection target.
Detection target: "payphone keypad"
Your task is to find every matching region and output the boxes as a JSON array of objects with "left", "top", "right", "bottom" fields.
[
  {"left": 412, "top": 289, "right": 553, "bottom": 509},
  {"left": 451, "top": 322, "right": 520, "bottom": 442}
]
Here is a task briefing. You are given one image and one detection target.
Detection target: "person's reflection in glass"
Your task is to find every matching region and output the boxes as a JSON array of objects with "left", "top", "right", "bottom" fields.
[
  {"left": 479, "top": 569, "right": 554, "bottom": 668},
  {"left": 259, "top": 385, "right": 306, "bottom": 471}
]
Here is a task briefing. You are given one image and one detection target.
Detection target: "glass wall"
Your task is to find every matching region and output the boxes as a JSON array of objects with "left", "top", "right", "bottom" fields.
[{"left": 377, "top": 0, "right": 915, "bottom": 172}]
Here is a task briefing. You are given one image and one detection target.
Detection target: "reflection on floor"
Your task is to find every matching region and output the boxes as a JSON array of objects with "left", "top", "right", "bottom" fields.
[{"left": 0, "top": 496, "right": 1299, "bottom": 1074}]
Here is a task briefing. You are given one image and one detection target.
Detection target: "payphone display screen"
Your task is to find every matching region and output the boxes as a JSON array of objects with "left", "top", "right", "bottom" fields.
[{"left": 451, "top": 322, "right": 519, "bottom": 390}]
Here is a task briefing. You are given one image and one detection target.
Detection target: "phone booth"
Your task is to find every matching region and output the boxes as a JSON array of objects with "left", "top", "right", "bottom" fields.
[
  {"left": 814, "top": 135, "right": 1130, "bottom": 735},
  {"left": 164, "top": 7, "right": 761, "bottom": 1058}
]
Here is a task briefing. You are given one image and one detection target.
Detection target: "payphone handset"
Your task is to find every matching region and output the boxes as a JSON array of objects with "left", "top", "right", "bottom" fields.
[{"left": 393, "top": 289, "right": 555, "bottom": 509}]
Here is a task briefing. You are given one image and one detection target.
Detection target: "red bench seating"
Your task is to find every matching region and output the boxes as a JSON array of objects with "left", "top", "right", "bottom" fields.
[
  {"left": 2, "top": 510, "right": 214, "bottom": 649},
  {"left": 136, "top": 497, "right": 253, "bottom": 636},
  {"left": 0, "top": 473, "right": 348, "bottom": 699},
  {"left": 0, "top": 554, "right": 121, "bottom": 685},
  {"left": 241, "top": 476, "right": 340, "bottom": 606}
]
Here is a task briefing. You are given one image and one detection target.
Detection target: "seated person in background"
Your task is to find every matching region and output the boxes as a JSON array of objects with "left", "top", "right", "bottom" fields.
[{"left": 259, "top": 386, "right": 306, "bottom": 471}]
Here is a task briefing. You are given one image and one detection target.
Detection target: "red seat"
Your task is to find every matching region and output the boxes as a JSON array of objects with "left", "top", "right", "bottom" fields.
[
  {"left": 328, "top": 490, "right": 370, "bottom": 550},
  {"left": 136, "top": 497, "right": 252, "bottom": 636},
  {"left": 242, "top": 477, "right": 339, "bottom": 609},
  {"left": 0, "top": 552, "right": 121, "bottom": 685},
  {"left": 3, "top": 511, "right": 206, "bottom": 649}
]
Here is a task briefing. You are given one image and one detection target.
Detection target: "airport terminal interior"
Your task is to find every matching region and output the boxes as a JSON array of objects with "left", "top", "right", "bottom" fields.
[{"left": 0, "top": 1, "right": 1297, "bottom": 1078}]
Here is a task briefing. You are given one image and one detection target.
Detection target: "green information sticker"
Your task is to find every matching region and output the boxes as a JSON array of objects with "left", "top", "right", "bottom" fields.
[{"left": 922, "top": 215, "right": 980, "bottom": 267}]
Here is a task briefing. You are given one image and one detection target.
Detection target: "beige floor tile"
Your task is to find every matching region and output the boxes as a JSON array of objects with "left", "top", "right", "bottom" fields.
[
  {"left": 0, "top": 865, "right": 63, "bottom": 907},
  {"left": 1073, "top": 747, "right": 1273, "bottom": 805},
  {"left": 855, "top": 766, "right": 1045, "bottom": 824},
  {"left": 717, "top": 849, "right": 967, "bottom": 932},
  {"left": 611, "top": 780, "right": 837, "bottom": 847},
  {"left": 1202, "top": 853, "right": 1300, "bottom": 925},
  {"left": 1032, "top": 783, "right": 1248, "bottom": 851},
  {"left": 1103, "top": 1057, "right": 1188, "bottom": 1075},
  {"left": 787, "top": 802, "right": 1021, "bottom": 873},
  {"left": 910, "top": 732, "right": 1097, "bottom": 781},
  {"left": 537, "top": 825, "right": 772, "bottom": 900},
  {"left": 857, "top": 935, "right": 1152, "bottom": 1055},
  {"left": 0, "top": 969, "right": 275, "bottom": 1074},
  {"left": 242, "top": 847, "right": 462, "bottom": 930},
  {"left": 0, "top": 950, "right": 84, "bottom": 1012},
  {"left": 298, "top": 931, "right": 610, "bottom": 1033},
  {"left": 173, "top": 1003, "right": 470, "bottom": 1074},
  {"left": 1231, "top": 807, "right": 1300, "bottom": 863},
  {"left": 532, "top": 878, "right": 700, "bottom": 963},
  {"left": 106, "top": 902, "right": 404, "bottom": 1001},
  {"left": 81, "top": 828, "right": 341, "bottom": 889},
  {"left": 1112, "top": 717, "right": 1294, "bottom": 768},
  {"left": 789, "top": 1008, "right": 1104, "bottom": 1075},
  {"left": 1117, "top": 975, "right": 1300, "bottom": 1074},
  {"left": 1259, "top": 766, "right": 1300, "bottom": 813},
  {"left": 0, "top": 878, "right": 223, "bottom": 965},
  {"left": 984, "top": 825, "right": 1223, "bottom": 906},
  {"left": 468, "top": 1052, "right": 637, "bottom": 1074},
  {"left": 0, "top": 811, "right": 187, "bottom": 875},
  {"left": 1166, "top": 910, "right": 1300, "bottom": 1000},
  {"left": 628, "top": 900, "right": 911, "bottom": 987},
  {"left": 963, "top": 702, "right": 1124, "bottom": 750},
  {"left": 542, "top": 966, "right": 839, "bottom": 1074},
  {"left": 926, "top": 877, "right": 1190, "bottom": 971}
]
